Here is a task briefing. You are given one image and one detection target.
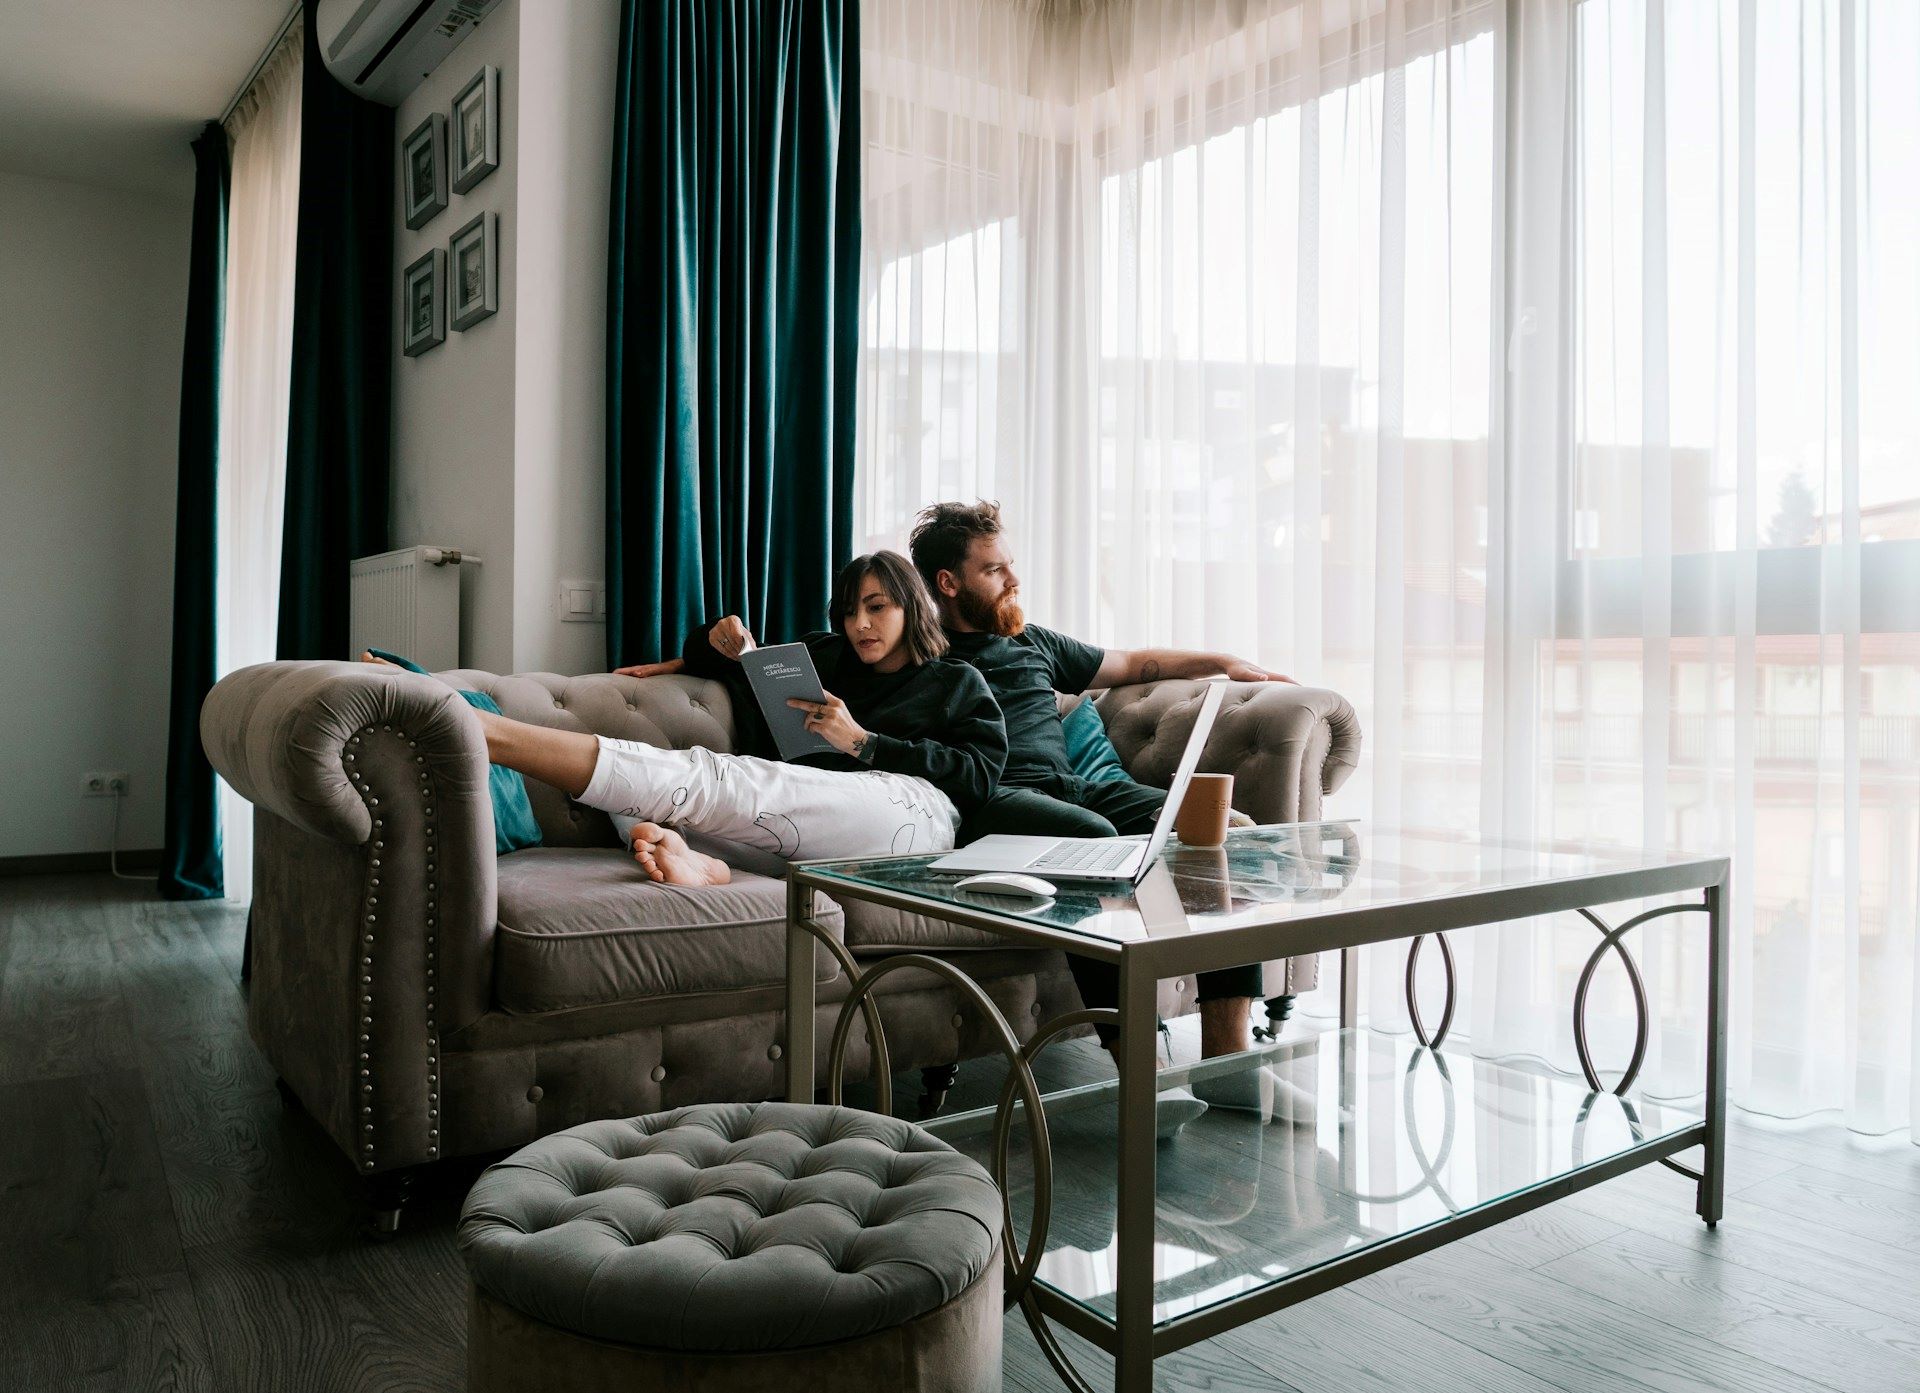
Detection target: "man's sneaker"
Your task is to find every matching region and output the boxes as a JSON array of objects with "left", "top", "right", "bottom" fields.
[
  {"left": 1193, "top": 1066, "right": 1322, "bottom": 1127},
  {"left": 1154, "top": 1087, "right": 1208, "bottom": 1139}
]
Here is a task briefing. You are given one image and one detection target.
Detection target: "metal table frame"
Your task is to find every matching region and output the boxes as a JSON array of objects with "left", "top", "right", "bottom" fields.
[{"left": 784, "top": 839, "right": 1730, "bottom": 1393}]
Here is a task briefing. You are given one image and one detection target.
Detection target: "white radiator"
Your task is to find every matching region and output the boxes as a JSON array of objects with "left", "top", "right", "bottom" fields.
[{"left": 349, "top": 546, "right": 476, "bottom": 670}]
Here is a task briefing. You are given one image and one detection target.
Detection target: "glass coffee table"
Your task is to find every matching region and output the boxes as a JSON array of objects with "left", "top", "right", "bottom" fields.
[{"left": 783, "top": 822, "right": 1729, "bottom": 1393}]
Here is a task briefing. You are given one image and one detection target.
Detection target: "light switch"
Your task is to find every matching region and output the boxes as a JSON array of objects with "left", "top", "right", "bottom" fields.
[{"left": 558, "top": 579, "right": 606, "bottom": 624}]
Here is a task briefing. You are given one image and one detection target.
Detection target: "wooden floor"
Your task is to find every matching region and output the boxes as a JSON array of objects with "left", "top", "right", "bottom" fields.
[{"left": 5, "top": 873, "right": 1919, "bottom": 1393}]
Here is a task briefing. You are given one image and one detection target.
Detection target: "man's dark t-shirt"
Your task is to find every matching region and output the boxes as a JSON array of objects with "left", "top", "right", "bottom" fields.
[{"left": 943, "top": 625, "right": 1104, "bottom": 786}]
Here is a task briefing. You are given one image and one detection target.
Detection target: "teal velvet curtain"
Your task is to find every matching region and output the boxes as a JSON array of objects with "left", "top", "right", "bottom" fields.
[
  {"left": 606, "top": 0, "right": 861, "bottom": 665},
  {"left": 277, "top": 0, "right": 393, "bottom": 659},
  {"left": 160, "top": 121, "right": 230, "bottom": 901}
]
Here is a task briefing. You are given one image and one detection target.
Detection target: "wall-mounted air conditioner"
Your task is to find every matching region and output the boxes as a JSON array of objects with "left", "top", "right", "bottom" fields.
[{"left": 314, "top": 0, "right": 503, "bottom": 105}]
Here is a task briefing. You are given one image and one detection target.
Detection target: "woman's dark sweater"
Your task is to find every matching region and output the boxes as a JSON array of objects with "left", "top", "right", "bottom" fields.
[{"left": 679, "top": 624, "right": 1008, "bottom": 812}]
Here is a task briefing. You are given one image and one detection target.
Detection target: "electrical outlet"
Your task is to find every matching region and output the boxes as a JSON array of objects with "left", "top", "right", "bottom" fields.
[{"left": 81, "top": 771, "right": 130, "bottom": 797}]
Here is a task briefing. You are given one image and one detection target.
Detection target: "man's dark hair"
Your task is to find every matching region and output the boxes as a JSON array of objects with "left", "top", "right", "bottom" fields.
[
  {"left": 908, "top": 499, "right": 1004, "bottom": 596},
  {"left": 829, "top": 551, "right": 949, "bottom": 665}
]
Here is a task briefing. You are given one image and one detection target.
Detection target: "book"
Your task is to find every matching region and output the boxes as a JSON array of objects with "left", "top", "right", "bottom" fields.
[{"left": 740, "top": 642, "right": 838, "bottom": 761}]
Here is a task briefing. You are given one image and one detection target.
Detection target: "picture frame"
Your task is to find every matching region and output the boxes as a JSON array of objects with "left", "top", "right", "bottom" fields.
[
  {"left": 402, "top": 248, "right": 446, "bottom": 356},
  {"left": 400, "top": 112, "right": 448, "bottom": 230},
  {"left": 448, "top": 212, "right": 499, "bottom": 331},
  {"left": 450, "top": 65, "right": 500, "bottom": 194}
]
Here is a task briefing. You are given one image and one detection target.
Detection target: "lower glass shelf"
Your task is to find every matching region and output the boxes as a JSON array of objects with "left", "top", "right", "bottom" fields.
[{"left": 934, "top": 1027, "right": 1702, "bottom": 1329}]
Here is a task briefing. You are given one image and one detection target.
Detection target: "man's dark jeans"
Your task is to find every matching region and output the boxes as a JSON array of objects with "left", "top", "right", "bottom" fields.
[{"left": 965, "top": 775, "right": 1263, "bottom": 1040}]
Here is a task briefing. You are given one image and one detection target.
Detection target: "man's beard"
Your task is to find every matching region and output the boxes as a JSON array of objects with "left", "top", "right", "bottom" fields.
[{"left": 958, "top": 585, "right": 1025, "bottom": 637}]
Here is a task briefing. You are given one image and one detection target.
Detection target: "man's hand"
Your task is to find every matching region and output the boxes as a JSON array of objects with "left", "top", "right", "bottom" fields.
[
  {"left": 1220, "top": 657, "right": 1295, "bottom": 684},
  {"left": 787, "top": 691, "right": 869, "bottom": 757},
  {"left": 709, "top": 615, "right": 757, "bottom": 661},
  {"left": 613, "top": 657, "right": 686, "bottom": 679}
]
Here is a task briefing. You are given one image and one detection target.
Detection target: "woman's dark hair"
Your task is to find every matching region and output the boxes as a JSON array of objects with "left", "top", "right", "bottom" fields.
[
  {"left": 830, "top": 551, "right": 949, "bottom": 666},
  {"left": 908, "top": 499, "right": 1003, "bottom": 596}
]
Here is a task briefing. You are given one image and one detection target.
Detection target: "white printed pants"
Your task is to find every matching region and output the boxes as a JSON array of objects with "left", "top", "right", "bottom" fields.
[{"left": 580, "top": 737, "right": 961, "bottom": 863}]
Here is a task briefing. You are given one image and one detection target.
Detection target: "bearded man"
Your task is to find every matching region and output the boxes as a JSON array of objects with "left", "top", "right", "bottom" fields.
[{"left": 908, "top": 501, "right": 1313, "bottom": 1127}]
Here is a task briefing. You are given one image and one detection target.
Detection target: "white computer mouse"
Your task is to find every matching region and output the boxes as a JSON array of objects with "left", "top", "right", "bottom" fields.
[{"left": 955, "top": 872, "right": 1058, "bottom": 899}]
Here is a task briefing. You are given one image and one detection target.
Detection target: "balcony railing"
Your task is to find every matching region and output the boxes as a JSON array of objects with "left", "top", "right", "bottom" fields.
[{"left": 1400, "top": 711, "right": 1920, "bottom": 765}]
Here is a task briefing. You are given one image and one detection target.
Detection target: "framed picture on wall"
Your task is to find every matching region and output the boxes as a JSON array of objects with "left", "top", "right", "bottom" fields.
[
  {"left": 401, "top": 113, "right": 448, "bottom": 229},
  {"left": 448, "top": 212, "right": 498, "bottom": 331},
  {"left": 402, "top": 248, "right": 446, "bottom": 356},
  {"left": 450, "top": 65, "right": 500, "bottom": 194}
]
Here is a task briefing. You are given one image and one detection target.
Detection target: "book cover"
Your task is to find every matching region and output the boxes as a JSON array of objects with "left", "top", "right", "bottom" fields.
[{"left": 740, "top": 642, "right": 838, "bottom": 761}]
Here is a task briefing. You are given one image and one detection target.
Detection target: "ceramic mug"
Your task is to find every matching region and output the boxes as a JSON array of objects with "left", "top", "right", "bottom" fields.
[{"left": 1174, "top": 772, "right": 1234, "bottom": 847}]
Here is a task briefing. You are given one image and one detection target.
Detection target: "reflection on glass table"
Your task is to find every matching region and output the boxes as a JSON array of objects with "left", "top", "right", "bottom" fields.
[
  {"left": 801, "top": 819, "right": 1710, "bottom": 948},
  {"left": 926, "top": 1028, "right": 1702, "bottom": 1329},
  {"left": 801, "top": 821, "right": 1364, "bottom": 943}
]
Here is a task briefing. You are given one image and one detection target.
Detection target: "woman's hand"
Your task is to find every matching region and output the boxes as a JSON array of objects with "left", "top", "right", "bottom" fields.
[
  {"left": 613, "top": 657, "right": 685, "bottom": 679},
  {"left": 787, "top": 691, "right": 869, "bottom": 757},
  {"left": 709, "top": 615, "right": 756, "bottom": 661}
]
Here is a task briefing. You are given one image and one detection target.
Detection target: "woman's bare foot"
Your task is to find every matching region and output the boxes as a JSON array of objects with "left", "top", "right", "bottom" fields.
[
  {"left": 360, "top": 650, "right": 397, "bottom": 667},
  {"left": 629, "top": 823, "right": 731, "bottom": 886}
]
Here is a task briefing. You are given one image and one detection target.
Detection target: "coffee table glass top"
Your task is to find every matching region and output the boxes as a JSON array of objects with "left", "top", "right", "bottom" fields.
[
  {"left": 927, "top": 1028, "right": 1704, "bottom": 1328},
  {"left": 800, "top": 821, "right": 1716, "bottom": 945}
]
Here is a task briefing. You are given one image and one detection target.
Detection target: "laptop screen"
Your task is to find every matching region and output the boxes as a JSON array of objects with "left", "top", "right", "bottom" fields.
[{"left": 1135, "top": 680, "right": 1228, "bottom": 877}]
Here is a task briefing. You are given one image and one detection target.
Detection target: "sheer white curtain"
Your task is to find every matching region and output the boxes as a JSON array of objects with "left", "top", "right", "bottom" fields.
[
  {"left": 857, "top": 0, "right": 1920, "bottom": 1139},
  {"left": 1524, "top": 0, "right": 1920, "bottom": 1135},
  {"left": 217, "top": 21, "right": 303, "bottom": 902},
  {"left": 860, "top": 0, "right": 1497, "bottom": 673}
]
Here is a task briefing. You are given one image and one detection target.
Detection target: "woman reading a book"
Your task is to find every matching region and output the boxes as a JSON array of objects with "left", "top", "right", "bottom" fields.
[{"left": 463, "top": 552, "right": 1007, "bottom": 885}]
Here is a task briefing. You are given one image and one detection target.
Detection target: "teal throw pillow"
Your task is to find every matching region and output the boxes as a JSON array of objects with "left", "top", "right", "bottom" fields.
[
  {"left": 1062, "top": 697, "right": 1131, "bottom": 784},
  {"left": 366, "top": 649, "right": 543, "bottom": 855}
]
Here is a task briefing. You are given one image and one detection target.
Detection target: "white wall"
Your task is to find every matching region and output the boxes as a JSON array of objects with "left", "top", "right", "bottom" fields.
[
  {"left": 0, "top": 169, "right": 190, "bottom": 857},
  {"left": 390, "top": 0, "right": 619, "bottom": 677},
  {"left": 390, "top": 0, "right": 520, "bottom": 673}
]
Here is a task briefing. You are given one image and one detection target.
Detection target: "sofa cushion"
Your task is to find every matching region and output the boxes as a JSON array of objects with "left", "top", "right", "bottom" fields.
[
  {"left": 494, "top": 848, "right": 842, "bottom": 1014},
  {"left": 1061, "top": 694, "right": 1131, "bottom": 784},
  {"left": 367, "top": 649, "right": 543, "bottom": 854}
]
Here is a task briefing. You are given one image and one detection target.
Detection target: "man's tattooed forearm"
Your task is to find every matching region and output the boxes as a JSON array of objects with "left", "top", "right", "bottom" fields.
[
  {"left": 854, "top": 733, "right": 875, "bottom": 761},
  {"left": 1140, "top": 659, "right": 1162, "bottom": 683}
]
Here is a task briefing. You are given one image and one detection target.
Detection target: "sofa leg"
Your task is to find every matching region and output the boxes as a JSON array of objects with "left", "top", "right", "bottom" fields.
[
  {"left": 1254, "top": 994, "right": 1296, "bottom": 1042},
  {"left": 919, "top": 1063, "right": 960, "bottom": 1119},
  {"left": 366, "top": 1166, "right": 420, "bottom": 1239}
]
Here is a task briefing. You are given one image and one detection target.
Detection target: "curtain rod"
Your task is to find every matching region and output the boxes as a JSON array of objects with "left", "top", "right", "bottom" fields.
[{"left": 218, "top": 2, "right": 303, "bottom": 127}]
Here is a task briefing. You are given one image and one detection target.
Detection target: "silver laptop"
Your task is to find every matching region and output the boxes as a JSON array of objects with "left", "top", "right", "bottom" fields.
[{"left": 931, "top": 681, "right": 1228, "bottom": 882}]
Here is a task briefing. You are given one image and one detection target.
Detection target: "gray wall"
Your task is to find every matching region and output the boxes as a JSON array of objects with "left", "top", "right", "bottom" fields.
[
  {"left": 0, "top": 0, "right": 622, "bottom": 858},
  {"left": 390, "top": 0, "right": 617, "bottom": 677},
  {"left": 0, "top": 168, "right": 191, "bottom": 857},
  {"left": 390, "top": 0, "right": 521, "bottom": 674}
]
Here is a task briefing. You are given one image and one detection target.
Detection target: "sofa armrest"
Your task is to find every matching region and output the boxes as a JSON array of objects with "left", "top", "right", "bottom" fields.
[
  {"left": 200, "top": 660, "right": 487, "bottom": 843},
  {"left": 1095, "top": 680, "right": 1362, "bottom": 826},
  {"left": 201, "top": 660, "right": 498, "bottom": 1171}
]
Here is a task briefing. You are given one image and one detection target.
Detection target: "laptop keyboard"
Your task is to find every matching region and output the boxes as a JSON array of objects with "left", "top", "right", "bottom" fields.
[{"left": 1031, "top": 840, "right": 1137, "bottom": 873}]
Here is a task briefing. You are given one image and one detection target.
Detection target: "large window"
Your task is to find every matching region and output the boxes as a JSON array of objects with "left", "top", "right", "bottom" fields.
[
  {"left": 1562, "top": 0, "right": 1920, "bottom": 1119},
  {"left": 858, "top": 0, "right": 1920, "bottom": 1134}
]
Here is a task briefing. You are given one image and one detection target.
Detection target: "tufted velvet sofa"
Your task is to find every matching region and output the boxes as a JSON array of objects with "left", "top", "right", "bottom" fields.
[{"left": 201, "top": 660, "right": 1360, "bottom": 1205}]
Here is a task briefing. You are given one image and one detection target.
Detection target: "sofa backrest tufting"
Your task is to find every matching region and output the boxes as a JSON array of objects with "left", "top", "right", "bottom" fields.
[{"left": 435, "top": 671, "right": 743, "bottom": 848}]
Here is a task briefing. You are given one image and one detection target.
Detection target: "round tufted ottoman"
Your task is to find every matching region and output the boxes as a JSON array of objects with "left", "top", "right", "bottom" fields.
[{"left": 456, "top": 1102, "right": 1003, "bottom": 1393}]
